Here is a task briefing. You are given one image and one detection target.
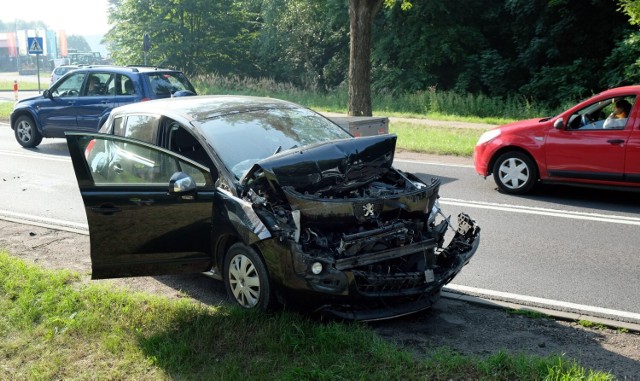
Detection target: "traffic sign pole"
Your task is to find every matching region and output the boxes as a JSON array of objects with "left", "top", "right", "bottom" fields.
[
  {"left": 27, "top": 37, "right": 44, "bottom": 93},
  {"left": 36, "top": 54, "right": 41, "bottom": 93}
]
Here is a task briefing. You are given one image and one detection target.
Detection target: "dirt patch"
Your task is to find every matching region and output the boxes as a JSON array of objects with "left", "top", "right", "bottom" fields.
[{"left": 1, "top": 219, "right": 639, "bottom": 379}]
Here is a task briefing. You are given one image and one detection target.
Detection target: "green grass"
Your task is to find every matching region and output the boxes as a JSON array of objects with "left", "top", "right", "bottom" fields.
[
  {"left": 0, "top": 251, "right": 615, "bottom": 380},
  {"left": 577, "top": 320, "right": 607, "bottom": 330},
  {"left": 391, "top": 122, "right": 485, "bottom": 156},
  {"left": 0, "top": 102, "right": 12, "bottom": 120},
  {"left": 506, "top": 308, "right": 551, "bottom": 320},
  {"left": 192, "top": 73, "right": 559, "bottom": 121},
  {"left": 0, "top": 79, "right": 47, "bottom": 91}
]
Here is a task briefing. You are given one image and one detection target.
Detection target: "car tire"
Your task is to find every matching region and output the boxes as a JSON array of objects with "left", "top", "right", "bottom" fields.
[
  {"left": 492, "top": 151, "right": 537, "bottom": 194},
  {"left": 14, "top": 115, "right": 43, "bottom": 148},
  {"left": 223, "top": 242, "right": 274, "bottom": 310}
]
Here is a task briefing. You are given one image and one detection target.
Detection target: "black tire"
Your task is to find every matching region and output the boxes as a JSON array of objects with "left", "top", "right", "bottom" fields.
[
  {"left": 14, "top": 115, "right": 43, "bottom": 148},
  {"left": 223, "top": 243, "right": 274, "bottom": 310},
  {"left": 492, "top": 151, "right": 537, "bottom": 194}
]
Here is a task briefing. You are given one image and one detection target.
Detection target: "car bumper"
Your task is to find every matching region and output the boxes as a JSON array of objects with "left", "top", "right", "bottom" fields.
[{"left": 269, "top": 213, "right": 481, "bottom": 321}]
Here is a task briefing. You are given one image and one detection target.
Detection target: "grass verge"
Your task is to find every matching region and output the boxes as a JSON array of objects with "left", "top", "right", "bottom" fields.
[
  {"left": 391, "top": 122, "right": 484, "bottom": 156},
  {"left": 0, "top": 80, "right": 47, "bottom": 92},
  {"left": 0, "top": 102, "right": 12, "bottom": 120},
  {"left": 0, "top": 251, "right": 614, "bottom": 380}
]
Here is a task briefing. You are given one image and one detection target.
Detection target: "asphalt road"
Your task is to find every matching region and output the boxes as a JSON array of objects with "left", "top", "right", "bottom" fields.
[{"left": 1, "top": 122, "right": 640, "bottom": 320}]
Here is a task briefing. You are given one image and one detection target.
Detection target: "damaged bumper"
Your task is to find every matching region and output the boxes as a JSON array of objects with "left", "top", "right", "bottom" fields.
[{"left": 283, "top": 213, "right": 481, "bottom": 321}]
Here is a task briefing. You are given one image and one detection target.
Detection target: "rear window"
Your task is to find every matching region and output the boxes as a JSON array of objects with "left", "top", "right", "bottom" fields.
[
  {"left": 54, "top": 66, "right": 76, "bottom": 75},
  {"left": 144, "top": 72, "right": 195, "bottom": 97}
]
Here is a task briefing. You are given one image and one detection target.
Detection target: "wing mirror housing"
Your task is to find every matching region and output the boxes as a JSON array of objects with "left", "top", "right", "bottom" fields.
[
  {"left": 553, "top": 118, "right": 564, "bottom": 129},
  {"left": 43, "top": 89, "right": 52, "bottom": 99},
  {"left": 169, "top": 172, "right": 197, "bottom": 197}
]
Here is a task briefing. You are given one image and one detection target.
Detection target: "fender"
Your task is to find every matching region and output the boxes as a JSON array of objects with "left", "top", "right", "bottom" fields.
[{"left": 10, "top": 107, "right": 43, "bottom": 133}]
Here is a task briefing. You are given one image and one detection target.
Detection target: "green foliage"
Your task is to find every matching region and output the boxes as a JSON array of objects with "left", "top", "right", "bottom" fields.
[
  {"left": 104, "top": 0, "right": 258, "bottom": 76},
  {"left": 0, "top": 251, "right": 615, "bottom": 380},
  {"left": 101, "top": 0, "right": 640, "bottom": 109},
  {"left": 251, "top": 0, "right": 349, "bottom": 89},
  {"left": 619, "top": 0, "right": 640, "bottom": 25}
]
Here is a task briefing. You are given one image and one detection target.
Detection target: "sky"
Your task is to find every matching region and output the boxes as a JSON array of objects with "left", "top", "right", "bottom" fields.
[{"left": 2, "top": 0, "right": 111, "bottom": 36}]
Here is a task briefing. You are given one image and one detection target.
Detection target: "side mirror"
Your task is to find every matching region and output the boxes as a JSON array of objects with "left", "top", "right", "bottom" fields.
[
  {"left": 42, "top": 89, "right": 52, "bottom": 98},
  {"left": 553, "top": 118, "right": 564, "bottom": 129},
  {"left": 169, "top": 172, "right": 197, "bottom": 197}
]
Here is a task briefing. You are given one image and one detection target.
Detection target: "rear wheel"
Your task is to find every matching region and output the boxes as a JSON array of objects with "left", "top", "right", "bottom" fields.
[
  {"left": 492, "top": 151, "right": 537, "bottom": 194},
  {"left": 223, "top": 243, "right": 274, "bottom": 310},
  {"left": 14, "top": 115, "right": 43, "bottom": 148}
]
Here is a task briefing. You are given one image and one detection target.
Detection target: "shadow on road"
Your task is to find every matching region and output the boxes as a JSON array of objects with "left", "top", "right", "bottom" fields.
[{"left": 23, "top": 141, "right": 70, "bottom": 158}]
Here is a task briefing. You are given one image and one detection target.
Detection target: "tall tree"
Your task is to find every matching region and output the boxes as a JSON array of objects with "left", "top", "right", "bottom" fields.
[
  {"left": 67, "top": 35, "right": 92, "bottom": 52},
  {"left": 348, "top": 0, "right": 383, "bottom": 116},
  {"left": 252, "top": 0, "right": 348, "bottom": 89},
  {"left": 348, "top": 0, "right": 410, "bottom": 116}
]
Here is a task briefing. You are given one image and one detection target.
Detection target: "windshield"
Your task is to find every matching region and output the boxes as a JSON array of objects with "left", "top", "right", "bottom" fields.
[{"left": 199, "top": 107, "right": 351, "bottom": 178}]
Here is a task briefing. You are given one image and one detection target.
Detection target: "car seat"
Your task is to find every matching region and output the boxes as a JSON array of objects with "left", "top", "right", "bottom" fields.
[
  {"left": 173, "top": 128, "right": 217, "bottom": 179},
  {"left": 123, "top": 79, "right": 134, "bottom": 95}
]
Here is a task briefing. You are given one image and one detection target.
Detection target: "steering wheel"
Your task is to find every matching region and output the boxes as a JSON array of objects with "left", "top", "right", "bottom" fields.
[{"left": 580, "top": 114, "right": 592, "bottom": 126}]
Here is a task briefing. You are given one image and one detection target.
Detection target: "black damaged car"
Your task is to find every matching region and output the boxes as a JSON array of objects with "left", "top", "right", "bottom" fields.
[{"left": 65, "top": 95, "right": 480, "bottom": 320}]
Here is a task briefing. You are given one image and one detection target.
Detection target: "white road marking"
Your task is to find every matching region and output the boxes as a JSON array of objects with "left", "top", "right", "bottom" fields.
[
  {"left": 0, "top": 149, "right": 70, "bottom": 162},
  {"left": 446, "top": 284, "right": 640, "bottom": 323},
  {"left": 0, "top": 209, "right": 88, "bottom": 234},
  {"left": 441, "top": 198, "right": 640, "bottom": 226}
]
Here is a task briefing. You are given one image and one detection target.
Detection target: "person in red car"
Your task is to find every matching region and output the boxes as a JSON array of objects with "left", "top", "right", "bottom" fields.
[{"left": 603, "top": 99, "right": 632, "bottom": 129}]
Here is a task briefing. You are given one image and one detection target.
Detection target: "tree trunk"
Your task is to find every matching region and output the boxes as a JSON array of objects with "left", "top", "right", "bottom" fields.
[{"left": 348, "top": 0, "right": 383, "bottom": 116}]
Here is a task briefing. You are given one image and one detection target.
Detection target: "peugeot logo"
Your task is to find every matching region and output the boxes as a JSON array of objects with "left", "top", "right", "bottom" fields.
[{"left": 363, "top": 203, "right": 375, "bottom": 217}]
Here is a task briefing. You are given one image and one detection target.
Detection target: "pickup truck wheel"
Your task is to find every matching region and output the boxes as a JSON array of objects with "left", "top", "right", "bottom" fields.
[
  {"left": 223, "top": 243, "right": 274, "bottom": 310},
  {"left": 492, "top": 151, "right": 537, "bottom": 194},
  {"left": 14, "top": 115, "right": 43, "bottom": 148}
]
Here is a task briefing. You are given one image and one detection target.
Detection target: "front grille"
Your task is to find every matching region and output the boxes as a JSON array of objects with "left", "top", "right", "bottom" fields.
[{"left": 352, "top": 270, "right": 425, "bottom": 294}]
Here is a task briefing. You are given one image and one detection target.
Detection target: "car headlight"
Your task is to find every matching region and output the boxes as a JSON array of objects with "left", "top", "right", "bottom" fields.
[
  {"left": 476, "top": 129, "right": 501, "bottom": 145},
  {"left": 427, "top": 200, "right": 441, "bottom": 225}
]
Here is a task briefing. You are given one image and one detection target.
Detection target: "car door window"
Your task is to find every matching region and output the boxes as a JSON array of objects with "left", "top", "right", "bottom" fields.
[
  {"left": 124, "top": 114, "right": 159, "bottom": 144},
  {"left": 116, "top": 74, "right": 136, "bottom": 96},
  {"left": 51, "top": 72, "right": 86, "bottom": 97},
  {"left": 567, "top": 96, "right": 636, "bottom": 130},
  {"left": 83, "top": 73, "right": 115, "bottom": 96},
  {"left": 82, "top": 135, "right": 210, "bottom": 186}
]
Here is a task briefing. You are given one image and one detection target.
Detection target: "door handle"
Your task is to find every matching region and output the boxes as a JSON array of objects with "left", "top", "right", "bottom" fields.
[
  {"left": 112, "top": 163, "right": 123, "bottom": 174},
  {"left": 607, "top": 139, "right": 625, "bottom": 145},
  {"left": 90, "top": 204, "right": 121, "bottom": 215}
]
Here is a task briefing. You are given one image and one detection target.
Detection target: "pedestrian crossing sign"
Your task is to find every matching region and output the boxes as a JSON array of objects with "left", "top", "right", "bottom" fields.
[{"left": 27, "top": 37, "right": 44, "bottom": 54}]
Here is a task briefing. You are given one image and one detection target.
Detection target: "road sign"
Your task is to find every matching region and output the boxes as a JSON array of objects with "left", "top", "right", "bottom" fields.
[{"left": 27, "top": 37, "right": 44, "bottom": 55}]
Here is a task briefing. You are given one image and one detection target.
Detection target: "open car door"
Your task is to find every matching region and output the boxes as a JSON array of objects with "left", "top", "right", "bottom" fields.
[{"left": 66, "top": 132, "right": 215, "bottom": 279}]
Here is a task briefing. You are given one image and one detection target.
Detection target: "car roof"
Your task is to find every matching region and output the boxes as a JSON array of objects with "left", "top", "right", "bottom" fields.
[
  {"left": 110, "top": 95, "right": 301, "bottom": 124},
  {"left": 73, "top": 65, "right": 184, "bottom": 75},
  {"left": 598, "top": 85, "right": 640, "bottom": 97}
]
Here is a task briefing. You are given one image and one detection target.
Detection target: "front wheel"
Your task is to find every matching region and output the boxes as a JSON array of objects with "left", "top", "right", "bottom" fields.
[
  {"left": 14, "top": 115, "right": 43, "bottom": 148},
  {"left": 223, "top": 243, "right": 274, "bottom": 310},
  {"left": 492, "top": 151, "right": 537, "bottom": 194}
]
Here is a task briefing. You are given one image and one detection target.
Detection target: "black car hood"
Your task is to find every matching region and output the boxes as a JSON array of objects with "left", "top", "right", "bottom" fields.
[{"left": 242, "top": 134, "right": 397, "bottom": 194}]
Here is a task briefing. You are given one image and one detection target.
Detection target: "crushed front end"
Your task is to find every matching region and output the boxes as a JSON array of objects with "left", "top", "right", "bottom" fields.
[{"left": 240, "top": 135, "right": 481, "bottom": 320}]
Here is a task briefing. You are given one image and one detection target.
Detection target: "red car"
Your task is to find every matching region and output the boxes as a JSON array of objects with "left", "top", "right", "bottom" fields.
[{"left": 474, "top": 86, "right": 640, "bottom": 194}]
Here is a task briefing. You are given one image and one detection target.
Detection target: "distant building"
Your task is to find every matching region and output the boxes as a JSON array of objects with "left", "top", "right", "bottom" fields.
[{"left": 0, "top": 29, "right": 68, "bottom": 73}]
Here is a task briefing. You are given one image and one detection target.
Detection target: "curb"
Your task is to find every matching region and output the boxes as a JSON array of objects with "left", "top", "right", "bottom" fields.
[{"left": 442, "top": 289, "right": 640, "bottom": 333}]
